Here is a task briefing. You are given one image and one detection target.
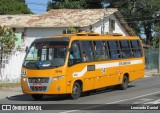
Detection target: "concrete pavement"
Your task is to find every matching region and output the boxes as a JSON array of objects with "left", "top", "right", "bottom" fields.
[
  {"left": 0, "top": 87, "right": 22, "bottom": 100},
  {"left": 0, "top": 69, "right": 159, "bottom": 100},
  {"left": 144, "top": 69, "right": 159, "bottom": 77}
]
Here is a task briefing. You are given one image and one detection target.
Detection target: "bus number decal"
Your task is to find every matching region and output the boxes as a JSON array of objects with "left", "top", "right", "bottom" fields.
[
  {"left": 102, "top": 68, "right": 106, "bottom": 74},
  {"left": 55, "top": 70, "right": 62, "bottom": 73}
]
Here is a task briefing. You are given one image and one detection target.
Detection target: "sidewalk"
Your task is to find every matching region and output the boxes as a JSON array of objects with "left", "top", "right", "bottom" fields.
[
  {"left": 145, "top": 69, "right": 159, "bottom": 77},
  {"left": 0, "top": 69, "right": 159, "bottom": 100},
  {"left": 0, "top": 87, "right": 22, "bottom": 100}
]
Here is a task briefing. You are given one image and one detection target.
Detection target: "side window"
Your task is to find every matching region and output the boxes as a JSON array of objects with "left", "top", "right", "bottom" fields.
[
  {"left": 81, "top": 41, "right": 94, "bottom": 62},
  {"left": 94, "top": 41, "right": 106, "bottom": 61},
  {"left": 131, "top": 40, "right": 142, "bottom": 57},
  {"left": 27, "top": 46, "right": 38, "bottom": 60},
  {"left": 108, "top": 41, "right": 120, "bottom": 59},
  {"left": 68, "top": 41, "right": 82, "bottom": 66},
  {"left": 120, "top": 40, "right": 132, "bottom": 58}
]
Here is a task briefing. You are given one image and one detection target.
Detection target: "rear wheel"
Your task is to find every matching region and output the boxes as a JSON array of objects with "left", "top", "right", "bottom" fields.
[
  {"left": 31, "top": 94, "right": 43, "bottom": 100},
  {"left": 70, "top": 82, "right": 81, "bottom": 99},
  {"left": 118, "top": 75, "right": 128, "bottom": 90}
]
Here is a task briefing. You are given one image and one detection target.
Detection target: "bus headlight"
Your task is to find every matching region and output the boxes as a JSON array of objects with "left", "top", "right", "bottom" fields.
[{"left": 52, "top": 76, "right": 64, "bottom": 81}]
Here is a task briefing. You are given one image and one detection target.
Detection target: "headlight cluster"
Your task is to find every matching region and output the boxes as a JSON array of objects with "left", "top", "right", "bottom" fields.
[{"left": 52, "top": 76, "right": 64, "bottom": 81}]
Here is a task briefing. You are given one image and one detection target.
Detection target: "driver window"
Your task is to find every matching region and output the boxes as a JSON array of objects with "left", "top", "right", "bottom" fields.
[{"left": 69, "top": 41, "right": 82, "bottom": 66}]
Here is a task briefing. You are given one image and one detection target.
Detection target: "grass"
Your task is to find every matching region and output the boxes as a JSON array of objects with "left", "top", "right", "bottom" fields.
[{"left": 0, "top": 83, "right": 20, "bottom": 89}]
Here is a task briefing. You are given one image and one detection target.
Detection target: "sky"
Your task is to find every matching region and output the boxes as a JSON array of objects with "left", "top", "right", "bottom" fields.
[{"left": 25, "top": 0, "right": 50, "bottom": 14}]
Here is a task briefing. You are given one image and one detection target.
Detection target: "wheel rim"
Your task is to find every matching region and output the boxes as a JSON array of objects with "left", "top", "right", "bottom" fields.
[
  {"left": 123, "top": 77, "right": 128, "bottom": 87},
  {"left": 73, "top": 85, "right": 79, "bottom": 96}
]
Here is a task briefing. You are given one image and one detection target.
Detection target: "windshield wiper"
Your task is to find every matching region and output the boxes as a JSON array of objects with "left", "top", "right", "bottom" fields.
[{"left": 51, "top": 64, "right": 63, "bottom": 68}]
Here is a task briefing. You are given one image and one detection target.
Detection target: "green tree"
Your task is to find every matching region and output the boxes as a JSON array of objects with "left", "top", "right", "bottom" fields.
[
  {"left": 105, "top": 0, "right": 160, "bottom": 44},
  {"left": 47, "top": 0, "right": 103, "bottom": 10},
  {"left": 0, "top": 0, "right": 32, "bottom": 14},
  {"left": 152, "top": 26, "right": 160, "bottom": 48},
  {"left": 0, "top": 27, "right": 17, "bottom": 64}
]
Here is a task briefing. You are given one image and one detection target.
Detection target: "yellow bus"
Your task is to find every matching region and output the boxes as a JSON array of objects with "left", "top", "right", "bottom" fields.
[{"left": 21, "top": 32, "right": 145, "bottom": 100}]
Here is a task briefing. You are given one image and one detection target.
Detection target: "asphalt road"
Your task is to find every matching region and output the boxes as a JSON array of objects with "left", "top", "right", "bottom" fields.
[{"left": 0, "top": 75, "right": 160, "bottom": 113}]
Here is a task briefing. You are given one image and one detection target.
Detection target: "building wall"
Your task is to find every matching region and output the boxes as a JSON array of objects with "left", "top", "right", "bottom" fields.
[
  {"left": 2, "top": 15, "right": 130, "bottom": 83},
  {"left": 0, "top": 51, "right": 26, "bottom": 83},
  {"left": 82, "top": 15, "right": 129, "bottom": 36},
  {"left": 25, "top": 27, "right": 67, "bottom": 47}
]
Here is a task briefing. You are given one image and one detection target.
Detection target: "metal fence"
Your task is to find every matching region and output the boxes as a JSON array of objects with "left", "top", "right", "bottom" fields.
[{"left": 144, "top": 47, "right": 159, "bottom": 70}]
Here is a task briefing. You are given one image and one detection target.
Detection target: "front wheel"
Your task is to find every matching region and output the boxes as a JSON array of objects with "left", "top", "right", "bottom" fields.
[
  {"left": 70, "top": 82, "right": 81, "bottom": 99},
  {"left": 31, "top": 94, "right": 43, "bottom": 100}
]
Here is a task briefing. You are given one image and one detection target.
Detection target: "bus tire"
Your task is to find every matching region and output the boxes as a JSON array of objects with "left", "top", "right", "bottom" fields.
[
  {"left": 119, "top": 75, "right": 128, "bottom": 90},
  {"left": 31, "top": 94, "right": 43, "bottom": 100},
  {"left": 70, "top": 82, "right": 81, "bottom": 99}
]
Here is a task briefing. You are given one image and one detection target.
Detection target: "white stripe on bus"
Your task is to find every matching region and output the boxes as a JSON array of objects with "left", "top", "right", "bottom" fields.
[{"left": 73, "top": 59, "right": 143, "bottom": 78}]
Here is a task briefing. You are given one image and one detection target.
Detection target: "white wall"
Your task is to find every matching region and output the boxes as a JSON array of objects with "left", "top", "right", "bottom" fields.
[
  {"left": 81, "top": 14, "right": 129, "bottom": 36},
  {"left": 26, "top": 27, "right": 67, "bottom": 37},
  {"left": 25, "top": 27, "right": 67, "bottom": 47},
  {"left": 0, "top": 51, "right": 26, "bottom": 83}
]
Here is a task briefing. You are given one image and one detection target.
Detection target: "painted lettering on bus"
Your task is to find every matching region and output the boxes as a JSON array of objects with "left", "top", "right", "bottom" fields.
[{"left": 119, "top": 61, "right": 131, "bottom": 66}]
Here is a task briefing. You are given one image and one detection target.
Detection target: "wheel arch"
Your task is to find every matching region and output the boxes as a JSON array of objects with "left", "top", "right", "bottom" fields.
[
  {"left": 73, "top": 79, "right": 83, "bottom": 92},
  {"left": 123, "top": 72, "right": 129, "bottom": 82}
]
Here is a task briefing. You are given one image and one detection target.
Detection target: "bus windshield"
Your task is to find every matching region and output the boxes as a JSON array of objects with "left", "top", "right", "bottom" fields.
[{"left": 23, "top": 41, "right": 69, "bottom": 69}]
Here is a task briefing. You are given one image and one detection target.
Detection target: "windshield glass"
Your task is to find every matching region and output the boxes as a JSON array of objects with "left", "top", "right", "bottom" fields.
[{"left": 23, "top": 41, "right": 69, "bottom": 69}]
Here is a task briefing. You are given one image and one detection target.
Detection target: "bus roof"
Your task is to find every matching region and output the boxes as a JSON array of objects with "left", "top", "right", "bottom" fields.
[{"left": 38, "top": 32, "right": 140, "bottom": 42}]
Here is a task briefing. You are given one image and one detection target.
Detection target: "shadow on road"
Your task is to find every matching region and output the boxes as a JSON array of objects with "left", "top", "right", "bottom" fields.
[
  {"left": 7, "top": 94, "right": 71, "bottom": 101},
  {"left": 7, "top": 85, "right": 136, "bottom": 101}
]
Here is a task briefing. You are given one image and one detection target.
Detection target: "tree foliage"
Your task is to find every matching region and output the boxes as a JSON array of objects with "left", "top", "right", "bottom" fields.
[
  {"left": 105, "top": 0, "right": 160, "bottom": 44},
  {"left": 0, "top": 0, "right": 32, "bottom": 14},
  {"left": 0, "top": 27, "right": 17, "bottom": 63},
  {"left": 152, "top": 26, "right": 160, "bottom": 48},
  {"left": 47, "top": 0, "right": 103, "bottom": 10}
]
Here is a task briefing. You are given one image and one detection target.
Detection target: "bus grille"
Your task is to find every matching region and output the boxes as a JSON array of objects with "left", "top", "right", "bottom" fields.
[
  {"left": 30, "top": 86, "right": 47, "bottom": 92},
  {"left": 27, "top": 77, "right": 51, "bottom": 92},
  {"left": 28, "top": 78, "right": 49, "bottom": 83}
]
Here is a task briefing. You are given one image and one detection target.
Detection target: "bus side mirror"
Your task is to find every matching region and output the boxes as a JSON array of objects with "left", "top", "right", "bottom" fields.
[{"left": 25, "top": 46, "right": 28, "bottom": 53}]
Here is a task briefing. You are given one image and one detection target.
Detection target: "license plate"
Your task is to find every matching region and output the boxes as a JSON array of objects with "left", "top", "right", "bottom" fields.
[{"left": 33, "top": 83, "right": 42, "bottom": 88}]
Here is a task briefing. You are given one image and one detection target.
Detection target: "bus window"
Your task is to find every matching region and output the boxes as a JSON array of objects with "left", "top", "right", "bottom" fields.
[
  {"left": 120, "top": 40, "right": 132, "bottom": 58},
  {"left": 94, "top": 41, "right": 105, "bottom": 61},
  {"left": 68, "top": 41, "right": 82, "bottom": 66},
  {"left": 108, "top": 41, "right": 120, "bottom": 59},
  {"left": 131, "top": 40, "right": 142, "bottom": 57},
  {"left": 103, "top": 41, "right": 110, "bottom": 60},
  {"left": 81, "top": 41, "right": 94, "bottom": 62}
]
